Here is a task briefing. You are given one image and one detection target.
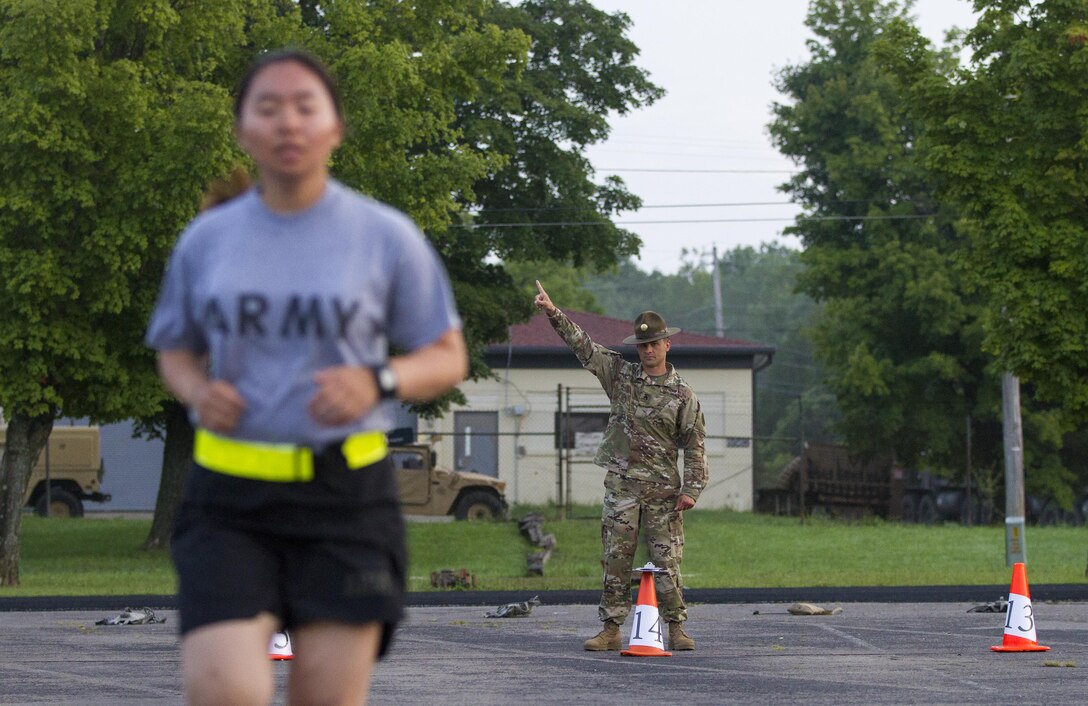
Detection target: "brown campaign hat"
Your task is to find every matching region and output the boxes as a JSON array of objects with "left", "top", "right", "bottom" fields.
[{"left": 622, "top": 311, "right": 681, "bottom": 344}]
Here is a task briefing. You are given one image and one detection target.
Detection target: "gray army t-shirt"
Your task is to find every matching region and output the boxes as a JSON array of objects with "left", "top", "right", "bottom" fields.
[{"left": 146, "top": 179, "right": 461, "bottom": 447}]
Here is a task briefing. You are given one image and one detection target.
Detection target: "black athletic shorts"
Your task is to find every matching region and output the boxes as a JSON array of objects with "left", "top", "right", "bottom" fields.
[{"left": 171, "top": 452, "right": 406, "bottom": 657}]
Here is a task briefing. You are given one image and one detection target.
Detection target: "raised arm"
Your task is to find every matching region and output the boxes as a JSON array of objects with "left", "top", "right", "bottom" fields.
[{"left": 534, "top": 279, "right": 622, "bottom": 396}]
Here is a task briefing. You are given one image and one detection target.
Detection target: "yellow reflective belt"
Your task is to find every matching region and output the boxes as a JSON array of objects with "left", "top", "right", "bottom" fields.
[
  {"left": 193, "top": 429, "right": 389, "bottom": 483},
  {"left": 194, "top": 429, "right": 314, "bottom": 482},
  {"left": 341, "top": 431, "right": 388, "bottom": 469}
]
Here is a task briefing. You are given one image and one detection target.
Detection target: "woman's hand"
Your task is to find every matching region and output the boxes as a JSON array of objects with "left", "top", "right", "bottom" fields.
[
  {"left": 157, "top": 350, "right": 246, "bottom": 434},
  {"left": 309, "top": 366, "right": 379, "bottom": 427},
  {"left": 190, "top": 380, "right": 247, "bottom": 434},
  {"left": 309, "top": 328, "right": 468, "bottom": 427}
]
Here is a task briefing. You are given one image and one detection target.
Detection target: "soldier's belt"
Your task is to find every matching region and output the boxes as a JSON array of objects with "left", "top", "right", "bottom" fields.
[{"left": 193, "top": 428, "right": 387, "bottom": 483}]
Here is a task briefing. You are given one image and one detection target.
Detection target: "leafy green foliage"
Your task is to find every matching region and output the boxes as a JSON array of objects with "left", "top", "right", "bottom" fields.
[
  {"left": 0, "top": 0, "right": 659, "bottom": 420},
  {"left": 0, "top": 0, "right": 244, "bottom": 421},
  {"left": 0, "top": 0, "right": 273, "bottom": 581},
  {"left": 767, "top": 0, "right": 1010, "bottom": 478},
  {"left": 455, "top": 0, "right": 659, "bottom": 269},
  {"left": 886, "top": 0, "right": 1088, "bottom": 420},
  {"left": 874, "top": 0, "right": 1088, "bottom": 501},
  {"left": 504, "top": 258, "right": 603, "bottom": 314}
]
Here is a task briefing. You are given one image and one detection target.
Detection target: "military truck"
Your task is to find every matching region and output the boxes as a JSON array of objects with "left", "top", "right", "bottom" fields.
[
  {"left": 0, "top": 425, "right": 110, "bottom": 518},
  {"left": 390, "top": 444, "right": 507, "bottom": 520}
]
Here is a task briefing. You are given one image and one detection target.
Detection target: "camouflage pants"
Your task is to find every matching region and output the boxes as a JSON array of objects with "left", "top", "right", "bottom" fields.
[{"left": 597, "top": 472, "right": 686, "bottom": 625}]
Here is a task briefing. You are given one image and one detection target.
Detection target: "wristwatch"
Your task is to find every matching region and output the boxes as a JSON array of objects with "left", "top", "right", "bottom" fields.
[{"left": 371, "top": 364, "right": 399, "bottom": 400}]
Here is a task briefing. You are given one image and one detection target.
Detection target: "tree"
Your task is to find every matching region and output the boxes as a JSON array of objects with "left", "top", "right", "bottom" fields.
[
  {"left": 140, "top": 402, "right": 193, "bottom": 550},
  {"left": 879, "top": 0, "right": 1088, "bottom": 506},
  {"left": 454, "top": 0, "right": 660, "bottom": 269},
  {"left": 0, "top": 0, "right": 249, "bottom": 584},
  {"left": 885, "top": 0, "right": 1088, "bottom": 417},
  {"left": 297, "top": 0, "right": 662, "bottom": 394},
  {"left": 767, "top": 0, "right": 1007, "bottom": 477}
]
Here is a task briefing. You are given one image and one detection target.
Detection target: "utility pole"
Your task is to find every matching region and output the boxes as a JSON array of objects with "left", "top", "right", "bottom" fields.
[
  {"left": 1001, "top": 372, "right": 1027, "bottom": 565},
  {"left": 712, "top": 245, "right": 724, "bottom": 337},
  {"left": 965, "top": 412, "right": 973, "bottom": 525}
]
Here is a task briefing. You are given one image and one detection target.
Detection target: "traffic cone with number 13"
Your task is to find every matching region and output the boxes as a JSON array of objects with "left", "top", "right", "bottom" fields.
[{"left": 991, "top": 562, "right": 1050, "bottom": 652}]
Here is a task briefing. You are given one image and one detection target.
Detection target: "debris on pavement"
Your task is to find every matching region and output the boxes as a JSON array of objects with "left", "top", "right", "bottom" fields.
[
  {"left": 486, "top": 595, "right": 542, "bottom": 618},
  {"left": 786, "top": 602, "right": 843, "bottom": 616},
  {"left": 95, "top": 607, "right": 166, "bottom": 626},
  {"left": 967, "top": 598, "right": 1009, "bottom": 613}
]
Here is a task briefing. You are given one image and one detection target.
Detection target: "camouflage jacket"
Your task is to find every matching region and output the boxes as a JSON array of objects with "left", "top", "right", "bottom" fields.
[{"left": 547, "top": 309, "right": 708, "bottom": 501}]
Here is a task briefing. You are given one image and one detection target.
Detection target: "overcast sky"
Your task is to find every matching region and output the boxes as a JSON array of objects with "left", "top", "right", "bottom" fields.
[{"left": 584, "top": 0, "right": 978, "bottom": 274}]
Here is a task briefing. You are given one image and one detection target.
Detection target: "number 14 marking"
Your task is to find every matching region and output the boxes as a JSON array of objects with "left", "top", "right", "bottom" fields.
[{"left": 632, "top": 611, "right": 663, "bottom": 642}]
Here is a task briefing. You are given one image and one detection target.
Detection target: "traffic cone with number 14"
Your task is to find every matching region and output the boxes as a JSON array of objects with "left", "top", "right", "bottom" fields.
[
  {"left": 991, "top": 562, "right": 1050, "bottom": 652},
  {"left": 621, "top": 562, "right": 672, "bottom": 657}
]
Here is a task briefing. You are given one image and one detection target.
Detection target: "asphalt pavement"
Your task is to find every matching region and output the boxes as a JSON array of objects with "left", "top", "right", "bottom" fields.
[{"left": 1, "top": 589, "right": 1085, "bottom": 705}]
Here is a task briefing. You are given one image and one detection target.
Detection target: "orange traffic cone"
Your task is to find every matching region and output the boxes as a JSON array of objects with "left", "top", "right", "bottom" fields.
[
  {"left": 621, "top": 562, "right": 672, "bottom": 657},
  {"left": 269, "top": 630, "right": 294, "bottom": 660},
  {"left": 991, "top": 562, "right": 1050, "bottom": 652}
]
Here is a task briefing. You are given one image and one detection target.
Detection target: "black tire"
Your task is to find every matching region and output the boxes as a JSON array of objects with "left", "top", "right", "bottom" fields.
[
  {"left": 916, "top": 494, "right": 937, "bottom": 525},
  {"left": 900, "top": 494, "right": 917, "bottom": 523},
  {"left": 453, "top": 490, "right": 503, "bottom": 521},
  {"left": 34, "top": 487, "right": 83, "bottom": 518}
]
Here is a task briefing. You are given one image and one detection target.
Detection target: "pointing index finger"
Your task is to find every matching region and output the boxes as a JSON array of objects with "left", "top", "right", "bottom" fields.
[{"left": 535, "top": 280, "right": 545, "bottom": 294}]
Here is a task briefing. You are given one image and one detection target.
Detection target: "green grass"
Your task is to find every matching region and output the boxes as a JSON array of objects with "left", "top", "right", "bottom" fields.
[
  {"left": 12, "top": 518, "right": 176, "bottom": 596},
  {"left": 1, "top": 511, "right": 1084, "bottom": 596}
]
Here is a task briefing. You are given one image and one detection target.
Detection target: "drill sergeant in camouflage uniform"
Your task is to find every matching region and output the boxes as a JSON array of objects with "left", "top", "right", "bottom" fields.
[{"left": 534, "top": 281, "right": 708, "bottom": 651}]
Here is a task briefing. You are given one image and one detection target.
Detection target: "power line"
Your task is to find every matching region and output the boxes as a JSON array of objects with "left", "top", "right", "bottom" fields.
[
  {"left": 599, "top": 167, "right": 798, "bottom": 174},
  {"left": 475, "top": 200, "right": 798, "bottom": 213},
  {"left": 452, "top": 213, "right": 936, "bottom": 229}
]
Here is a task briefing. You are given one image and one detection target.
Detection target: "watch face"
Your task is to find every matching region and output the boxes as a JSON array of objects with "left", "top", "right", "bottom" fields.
[{"left": 379, "top": 367, "right": 397, "bottom": 392}]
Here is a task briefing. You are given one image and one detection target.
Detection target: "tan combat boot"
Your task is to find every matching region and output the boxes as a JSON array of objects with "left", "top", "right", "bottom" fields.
[
  {"left": 583, "top": 622, "right": 621, "bottom": 651},
  {"left": 669, "top": 622, "right": 695, "bottom": 651}
]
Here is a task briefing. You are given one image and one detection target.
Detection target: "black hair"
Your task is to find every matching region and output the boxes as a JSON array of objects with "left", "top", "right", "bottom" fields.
[{"left": 233, "top": 48, "right": 344, "bottom": 121}]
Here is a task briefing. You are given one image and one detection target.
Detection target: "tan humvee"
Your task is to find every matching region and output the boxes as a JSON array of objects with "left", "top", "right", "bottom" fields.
[
  {"left": 391, "top": 444, "right": 507, "bottom": 520},
  {"left": 0, "top": 425, "right": 109, "bottom": 518}
]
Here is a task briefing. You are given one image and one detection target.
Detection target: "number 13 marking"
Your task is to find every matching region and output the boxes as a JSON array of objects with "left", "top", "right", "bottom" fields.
[{"left": 1004, "top": 601, "right": 1035, "bottom": 633}]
